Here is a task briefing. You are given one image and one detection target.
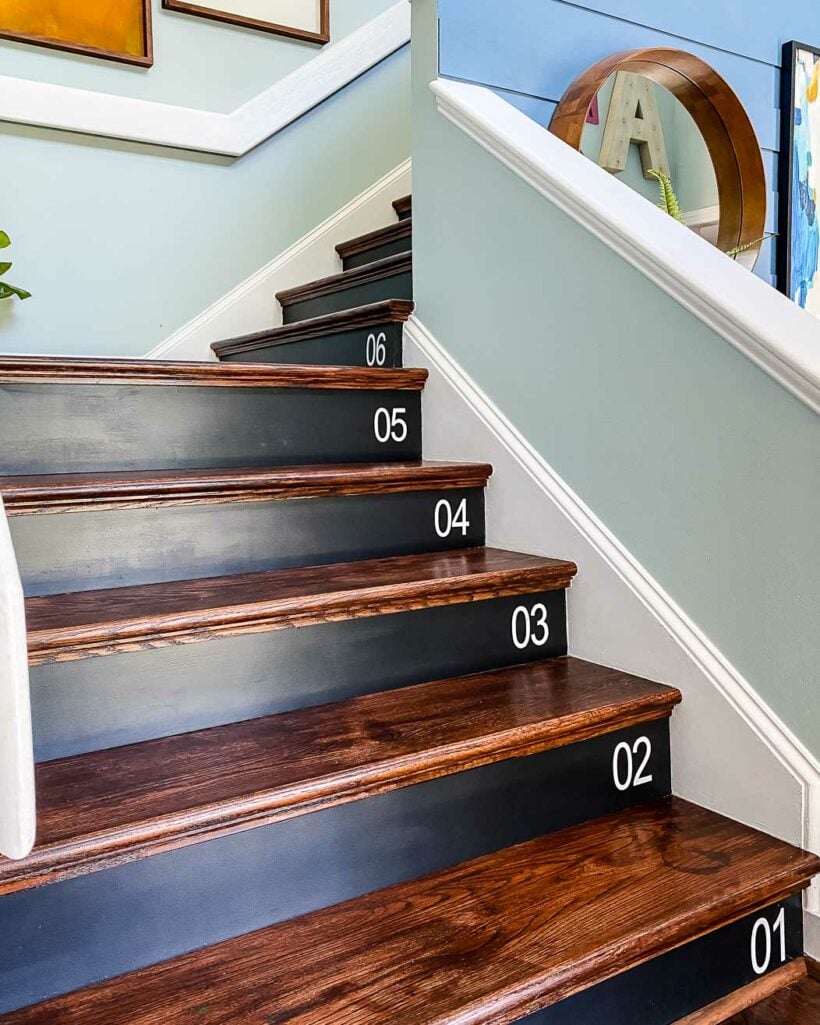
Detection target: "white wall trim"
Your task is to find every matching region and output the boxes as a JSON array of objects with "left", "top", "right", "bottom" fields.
[
  {"left": 0, "top": 495, "right": 34, "bottom": 861},
  {"left": 406, "top": 313, "right": 820, "bottom": 918},
  {"left": 431, "top": 77, "right": 820, "bottom": 416},
  {"left": 0, "top": 3, "right": 410, "bottom": 156},
  {"left": 148, "top": 158, "right": 411, "bottom": 360}
]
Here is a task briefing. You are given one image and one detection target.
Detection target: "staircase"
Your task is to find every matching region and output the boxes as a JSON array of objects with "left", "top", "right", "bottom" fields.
[{"left": 0, "top": 195, "right": 817, "bottom": 1023}]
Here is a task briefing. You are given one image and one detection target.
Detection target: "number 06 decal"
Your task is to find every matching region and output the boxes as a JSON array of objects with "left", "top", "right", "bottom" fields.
[
  {"left": 366, "top": 332, "right": 387, "bottom": 367},
  {"left": 612, "top": 737, "right": 653, "bottom": 791}
]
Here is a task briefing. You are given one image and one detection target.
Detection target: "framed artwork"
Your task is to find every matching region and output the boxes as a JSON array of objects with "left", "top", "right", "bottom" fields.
[
  {"left": 778, "top": 42, "right": 820, "bottom": 317},
  {"left": 163, "top": 0, "right": 330, "bottom": 44},
  {"left": 0, "top": 0, "right": 152, "bottom": 66}
]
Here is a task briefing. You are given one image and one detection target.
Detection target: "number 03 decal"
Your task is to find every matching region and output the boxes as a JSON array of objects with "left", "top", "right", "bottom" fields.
[
  {"left": 511, "top": 603, "right": 550, "bottom": 650},
  {"left": 373, "top": 407, "right": 408, "bottom": 444},
  {"left": 612, "top": 737, "right": 653, "bottom": 791}
]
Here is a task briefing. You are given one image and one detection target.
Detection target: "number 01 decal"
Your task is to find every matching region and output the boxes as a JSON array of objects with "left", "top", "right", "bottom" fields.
[
  {"left": 750, "top": 908, "right": 787, "bottom": 975},
  {"left": 612, "top": 737, "right": 653, "bottom": 791}
]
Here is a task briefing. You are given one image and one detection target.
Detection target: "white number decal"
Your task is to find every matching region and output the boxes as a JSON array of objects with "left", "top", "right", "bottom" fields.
[
  {"left": 374, "top": 407, "right": 408, "bottom": 444},
  {"left": 511, "top": 603, "right": 550, "bottom": 650},
  {"left": 612, "top": 737, "right": 654, "bottom": 792},
  {"left": 366, "top": 331, "right": 387, "bottom": 367},
  {"left": 751, "top": 908, "right": 787, "bottom": 975},
  {"left": 434, "top": 498, "right": 470, "bottom": 538}
]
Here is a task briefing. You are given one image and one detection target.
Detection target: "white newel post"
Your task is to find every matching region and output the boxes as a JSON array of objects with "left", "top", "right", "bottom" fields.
[{"left": 0, "top": 494, "right": 35, "bottom": 860}]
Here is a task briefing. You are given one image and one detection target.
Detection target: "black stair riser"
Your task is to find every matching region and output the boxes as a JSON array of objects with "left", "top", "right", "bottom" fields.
[
  {"left": 0, "top": 385, "right": 421, "bottom": 475},
  {"left": 219, "top": 321, "right": 404, "bottom": 368},
  {"left": 282, "top": 270, "right": 413, "bottom": 323},
  {"left": 520, "top": 894, "right": 804, "bottom": 1025},
  {"left": 0, "top": 720, "right": 671, "bottom": 1014},
  {"left": 13, "top": 488, "right": 485, "bottom": 596},
  {"left": 31, "top": 589, "right": 568, "bottom": 760},
  {"left": 342, "top": 236, "right": 412, "bottom": 271}
]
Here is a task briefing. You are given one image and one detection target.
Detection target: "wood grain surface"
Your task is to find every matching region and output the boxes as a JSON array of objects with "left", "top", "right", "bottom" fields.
[
  {"left": 2, "top": 799, "right": 816, "bottom": 1025},
  {"left": 674, "top": 959, "right": 808, "bottom": 1023},
  {"left": 1, "top": 461, "right": 491, "bottom": 514},
  {"left": 0, "top": 657, "right": 678, "bottom": 894},
  {"left": 335, "top": 220, "right": 413, "bottom": 261},
  {"left": 277, "top": 252, "right": 413, "bottom": 306},
  {"left": 720, "top": 965, "right": 820, "bottom": 1023}
]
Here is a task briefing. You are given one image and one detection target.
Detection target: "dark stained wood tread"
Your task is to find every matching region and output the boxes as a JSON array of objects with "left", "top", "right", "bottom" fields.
[
  {"left": 0, "top": 355, "right": 426, "bottom": 390},
  {"left": 393, "top": 193, "right": 412, "bottom": 218},
  {"left": 0, "top": 460, "right": 492, "bottom": 514},
  {"left": 721, "top": 967, "right": 820, "bottom": 1023},
  {"left": 4, "top": 799, "right": 817, "bottom": 1025},
  {"left": 24, "top": 548, "right": 578, "bottom": 665},
  {"left": 211, "top": 300, "right": 414, "bottom": 359},
  {"left": 0, "top": 657, "right": 680, "bottom": 895},
  {"left": 276, "top": 252, "right": 412, "bottom": 307},
  {"left": 674, "top": 960, "right": 811, "bottom": 1024},
  {"left": 335, "top": 218, "right": 412, "bottom": 261}
]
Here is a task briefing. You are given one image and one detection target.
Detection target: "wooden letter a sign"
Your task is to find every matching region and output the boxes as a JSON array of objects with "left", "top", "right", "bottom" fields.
[{"left": 598, "top": 71, "right": 670, "bottom": 179}]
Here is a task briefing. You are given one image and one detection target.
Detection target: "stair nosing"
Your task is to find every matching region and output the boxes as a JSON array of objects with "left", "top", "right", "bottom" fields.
[
  {"left": 276, "top": 252, "right": 413, "bottom": 307},
  {"left": 335, "top": 219, "right": 412, "bottom": 261},
  {"left": 0, "top": 658, "right": 680, "bottom": 895},
  {"left": 25, "top": 549, "right": 578, "bottom": 665},
  {"left": 211, "top": 300, "right": 415, "bottom": 358},
  {"left": 0, "top": 356, "right": 426, "bottom": 390},
  {"left": 1, "top": 460, "right": 492, "bottom": 515}
]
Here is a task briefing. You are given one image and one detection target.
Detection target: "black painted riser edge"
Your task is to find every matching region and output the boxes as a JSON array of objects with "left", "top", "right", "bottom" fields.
[
  {"left": 31, "top": 590, "right": 568, "bottom": 760},
  {"left": 282, "top": 271, "right": 413, "bottom": 324},
  {"left": 520, "top": 894, "right": 804, "bottom": 1025},
  {"left": 0, "top": 721, "right": 671, "bottom": 1014},
  {"left": 342, "top": 237, "right": 412, "bottom": 271},
  {"left": 219, "top": 322, "right": 404, "bottom": 368},
  {"left": 0, "top": 386, "right": 421, "bottom": 474},
  {"left": 13, "top": 489, "right": 486, "bottom": 596}
]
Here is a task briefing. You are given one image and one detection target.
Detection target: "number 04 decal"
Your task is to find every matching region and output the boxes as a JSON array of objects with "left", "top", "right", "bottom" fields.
[
  {"left": 612, "top": 737, "right": 653, "bottom": 791},
  {"left": 373, "top": 407, "right": 408, "bottom": 444},
  {"left": 435, "top": 498, "right": 470, "bottom": 538}
]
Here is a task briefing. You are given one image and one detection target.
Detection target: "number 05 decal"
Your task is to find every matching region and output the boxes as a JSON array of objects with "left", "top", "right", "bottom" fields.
[
  {"left": 373, "top": 407, "right": 408, "bottom": 444},
  {"left": 612, "top": 737, "right": 653, "bottom": 791}
]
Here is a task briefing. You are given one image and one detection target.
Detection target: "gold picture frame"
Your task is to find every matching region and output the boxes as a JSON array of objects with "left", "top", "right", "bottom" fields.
[{"left": 163, "top": 0, "right": 329, "bottom": 44}]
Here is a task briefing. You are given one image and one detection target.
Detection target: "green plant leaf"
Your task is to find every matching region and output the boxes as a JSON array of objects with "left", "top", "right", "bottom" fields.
[
  {"left": 0, "top": 282, "right": 31, "bottom": 300},
  {"left": 0, "top": 262, "right": 12, "bottom": 275},
  {"left": 0, "top": 231, "right": 11, "bottom": 249},
  {"left": 646, "top": 168, "right": 684, "bottom": 223},
  {"left": 725, "top": 232, "right": 776, "bottom": 258}
]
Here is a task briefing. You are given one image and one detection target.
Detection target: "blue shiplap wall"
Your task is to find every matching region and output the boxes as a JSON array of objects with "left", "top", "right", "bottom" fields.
[{"left": 437, "top": 0, "right": 819, "bottom": 282}]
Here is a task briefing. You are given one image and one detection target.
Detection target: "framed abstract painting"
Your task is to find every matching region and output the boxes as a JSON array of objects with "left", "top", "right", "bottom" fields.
[
  {"left": 0, "top": 0, "right": 152, "bottom": 66},
  {"left": 163, "top": 0, "right": 330, "bottom": 44},
  {"left": 779, "top": 42, "right": 820, "bottom": 316}
]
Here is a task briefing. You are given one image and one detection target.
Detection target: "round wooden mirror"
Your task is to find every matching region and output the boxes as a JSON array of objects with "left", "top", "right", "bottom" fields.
[{"left": 550, "top": 48, "right": 767, "bottom": 264}]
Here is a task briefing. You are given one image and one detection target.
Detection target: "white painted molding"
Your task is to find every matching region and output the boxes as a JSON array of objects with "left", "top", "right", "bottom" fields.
[
  {"left": 148, "top": 158, "right": 411, "bottom": 360},
  {"left": 406, "top": 313, "right": 820, "bottom": 916},
  {"left": 0, "top": 4, "right": 410, "bottom": 156},
  {"left": 0, "top": 495, "right": 35, "bottom": 861},
  {"left": 431, "top": 77, "right": 820, "bottom": 416}
]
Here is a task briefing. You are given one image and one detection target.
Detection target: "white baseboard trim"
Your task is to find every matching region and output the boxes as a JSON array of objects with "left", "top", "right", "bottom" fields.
[
  {"left": 0, "top": 3, "right": 410, "bottom": 156},
  {"left": 431, "top": 77, "right": 820, "bottom": 416},
  {"left": 406, "top": 313, "right": 820, "bottom": 913},
  {"left": 147, "top": 158, "right": 411, "bottom": 360}
]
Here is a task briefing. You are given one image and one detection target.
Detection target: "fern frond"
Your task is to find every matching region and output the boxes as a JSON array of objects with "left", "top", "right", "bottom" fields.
[
  {"left": 646, "top": 168, "right": 684, "bottom": 223},
  {"left": 724, "top": 232, "right": 776, "bottom": 258}
]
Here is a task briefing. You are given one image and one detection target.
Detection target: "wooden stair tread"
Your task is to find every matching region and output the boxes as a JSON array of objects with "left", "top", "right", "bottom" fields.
[
  {"left": 24, "top": 547, "right": 578, "bottom": 664},
  {"left": 335, "top": 219, "right": 412, "bottom": 261},
  {"left": 0, "top": 355, "right": 425, "bottom": 389},
  {"left": 0, "top": 460, "right": 492, "bottom": 514},
  {"left": 211, "top": 300, "right": 414, "bottom": 359},
  {"left": 277, "top": 252, "right": 412, "bottom": 307},
  {"left": 0, "top": 657, "right": 680, "bottom": 894},
  {"left": 722, "top": 971, "right": 820, "bottom": 1023},
  {"left": 393, "top": 194, "right": 412, "bottom": 217},
  {"left": 3, "top": 799, "right": 816, "bottom": 1025}
]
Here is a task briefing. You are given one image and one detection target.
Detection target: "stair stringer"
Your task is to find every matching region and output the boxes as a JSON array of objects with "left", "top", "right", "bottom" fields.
[{"left": 405, "top": 315, "right": 820, "bottom": 955}]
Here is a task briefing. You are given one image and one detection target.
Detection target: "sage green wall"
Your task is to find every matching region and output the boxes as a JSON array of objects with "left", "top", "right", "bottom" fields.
[
  {"left": 0, "top": 43, "right": 410, "bottom": 356},
  {"left": 412, "top": 0, "right": 820, "bottom": 752}
]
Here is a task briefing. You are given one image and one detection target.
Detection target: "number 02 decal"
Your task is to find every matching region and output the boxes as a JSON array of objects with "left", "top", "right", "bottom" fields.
[
  {"left": 366, "top": 332, "right": 387, "bottom": 367},
  {"left": 434, "top": 498, "right": 470, "bottom": 538},
  {"left": 750, "top": 908, "right": 787, "bottom": 975},
  {"left": 511, "top": 603, "right": 550, "bottom": 650},
  {"left": 373, "top": 407, "right": 408, "bottom": 444},
  {"left": 612, "top": 737, "right": 653, "bottom": 791}
]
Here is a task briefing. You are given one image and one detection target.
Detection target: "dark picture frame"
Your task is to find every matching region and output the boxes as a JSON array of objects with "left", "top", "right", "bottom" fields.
[
  {"left": 162, "top": 0, "right": 330, "bottom": 45},
  {"left": 777, "top": 41, "right": 820, "bottom": 311},
  {"left": 0, "top": 1, "right": 153, "bottom": 67}
]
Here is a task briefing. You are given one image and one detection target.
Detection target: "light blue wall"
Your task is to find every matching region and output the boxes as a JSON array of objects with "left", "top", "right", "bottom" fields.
[
  {"left": 436, "top": 0, "right": 817, "bottom": 283},
  {"left": 412, "top": 0, "right": 820, "bottom": 753},
  {"left": 0, "top": 1, "right": 410, "bottom": 356}
]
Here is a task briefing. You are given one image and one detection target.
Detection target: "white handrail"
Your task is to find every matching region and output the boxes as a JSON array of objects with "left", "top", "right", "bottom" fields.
[
  {"left": 0, "top": 494, "right": 35, "bottom": 860},
  {"left": 431, "top": 78, "right": 820, "bottom": 416}
]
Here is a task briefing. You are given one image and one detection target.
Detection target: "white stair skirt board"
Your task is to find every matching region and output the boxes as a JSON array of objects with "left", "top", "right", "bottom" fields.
[
  {"left": 405, "top": 315, "right": 820, "bottom": 950},
  {"left": 0, "top": 3, "right": 410, "bottom": 156},
  {"left": 431, "top": 77, "right": 820, "bottom": 417},
  {"left": 148, "top": 159, "right": 411, "bottom": 361},
  {"left": 0, "top": 495, "right": 35, "bottom": 861}
]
